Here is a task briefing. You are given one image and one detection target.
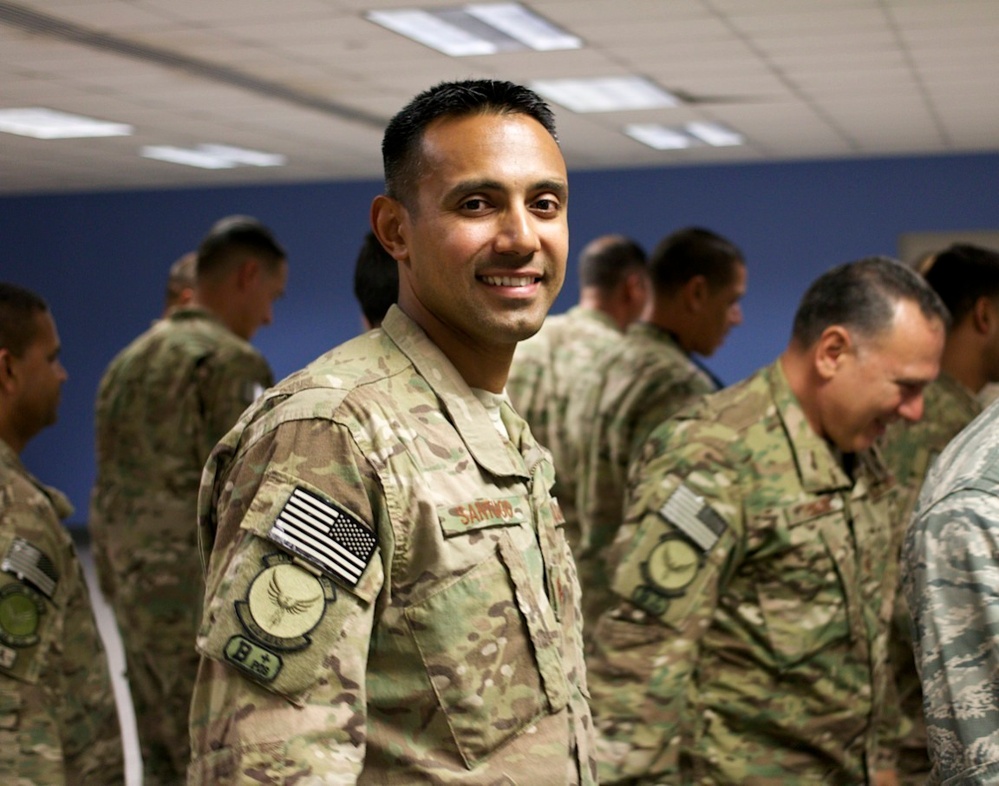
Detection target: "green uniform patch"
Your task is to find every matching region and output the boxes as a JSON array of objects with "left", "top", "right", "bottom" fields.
[
  {"left": 643, "top": 535, "right": 702, "bottom": 596},
  {"left": 0, "top": 583, "right": 44, "bottom": 648}
]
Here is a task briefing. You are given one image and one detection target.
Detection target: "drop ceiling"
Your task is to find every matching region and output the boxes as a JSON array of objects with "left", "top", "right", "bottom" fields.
[{"left": 2, "top": 0, "right": 997, "bottom": 196}]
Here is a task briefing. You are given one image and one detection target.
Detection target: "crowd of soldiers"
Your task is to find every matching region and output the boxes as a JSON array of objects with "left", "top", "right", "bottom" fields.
[{"left": 2, "top": 78, "right": 999, "bottom": 785}]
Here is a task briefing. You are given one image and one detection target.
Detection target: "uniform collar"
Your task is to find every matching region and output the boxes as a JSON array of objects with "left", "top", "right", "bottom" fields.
[
  {"left": 381, "top": 306, "right": 527, "bottom": 480},
  {"left": 765, "top": 361, "right": 889, "bottom": 493}
]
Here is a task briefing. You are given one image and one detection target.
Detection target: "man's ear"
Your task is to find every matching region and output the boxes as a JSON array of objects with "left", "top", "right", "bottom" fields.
[
  {"left": 683, "top": 274, "right": 709, "bottom": 312},
  {"left": 814, "top": 325, "right": 852, "bottom": 381},
  {"left": 371, "top": 195, "right": 410, "bottom": 265},
  {"left": 0, "top": 348, "right": 16, "bottom": 393},
  {"left": 971, "top": 295, "right": 995, "bottom": 335},
  {"left": 235, "top": 256, "right": 261, "bottom": 290}
]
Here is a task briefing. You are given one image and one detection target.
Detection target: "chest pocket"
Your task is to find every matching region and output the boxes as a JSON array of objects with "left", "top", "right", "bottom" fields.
[
  {"left": 754, "top": 505, "right": 857, "bottom": 669},
  {"left": 414, "top": 500, "right": 569, "bottom": 768}
]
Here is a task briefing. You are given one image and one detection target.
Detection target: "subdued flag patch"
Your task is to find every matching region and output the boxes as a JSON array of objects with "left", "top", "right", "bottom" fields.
[
  {"left": 268, "top": 487, "right": 376, "bottom": 588},
  {"left": 1, "top": 538, "right": 58, "bottom": 599},
  {"left": 659, "top": 484, "right": 727, "bottom": 552}
]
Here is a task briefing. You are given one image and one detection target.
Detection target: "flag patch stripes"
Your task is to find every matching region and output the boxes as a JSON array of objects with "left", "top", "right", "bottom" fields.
[
  {"left": 2, "top": 538, "right": 58, "bottom": 599},
  {"left": 268, "top": 487, "right": 376, "bottom": 587},
  {"left": 659, "top": 484, "right": 727, "bottom": 552}
]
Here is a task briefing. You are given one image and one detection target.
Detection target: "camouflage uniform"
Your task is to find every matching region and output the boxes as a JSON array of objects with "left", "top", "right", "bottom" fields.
[
  {"left": 88, "top": 305, "right": 272, "bottom": 784},
  {"left": 575, "top": 322, "right": 715, "bottom": 642},
  {"left": 0, "top": 438, "right": 123, "bottom": 785},
  {"left": 189, "top": 306, "right": 596, "bottom": 784},
  {"left": 507, "top": 305, "right": 622, "bottom": 552},
  {"left": 902, "top": 399, "right": 999, "bottom": 785},
  {"left": 880, "top": 373, "right": 981, "bottom": 784},
  {"left": 588, "top": 361, "right": 899, "bottom": 784}
]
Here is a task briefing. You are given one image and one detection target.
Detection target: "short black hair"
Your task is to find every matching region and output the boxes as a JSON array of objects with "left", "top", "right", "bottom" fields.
[
  {"left": 197, "top": 215, "right": 286, "bottom": 281},
  {"left": 382, "top": 79, "right": 558, "bottom": 207},
  {"left": 578, "top": 235, "right": 647, "bottom": 291},
  {"left": 792, "top": 256, "right": 950, "bottom": 346},
  {"left": 649, "top": 227, "right": 744, "bottom": 296},
  {"left": 0, "top": 282, "right": 49, "bottom": 357},
  {"left": 353, "top": 232, "right": 399, "bottom": 328},
  {"left": 922, "top": 243, "right": 999, "bottom": 325}
]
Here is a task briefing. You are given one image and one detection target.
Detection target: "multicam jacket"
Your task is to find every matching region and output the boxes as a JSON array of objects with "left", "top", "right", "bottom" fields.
[
  {"left": 588, "top": 360, "right": 899, "bottom": 784},
  {"left": 189, "top": 305, "right": 596, "bottom": 784},
  {"left": 902, "top": 399, "right": 999, "bottom": 785},
  {"left": 507, "top": 305, "right": 622, "bottom": 552},
  {"left": 0, "top": 439, "right": 123, "bottom": 784},
  {"left": 574, "top": 321, "right": 715, "bottom": 643}
]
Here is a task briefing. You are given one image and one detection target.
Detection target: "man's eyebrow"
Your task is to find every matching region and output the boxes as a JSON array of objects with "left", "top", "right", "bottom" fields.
[{"left": 444, "top": 178, "right": 569, "bottom": 201}]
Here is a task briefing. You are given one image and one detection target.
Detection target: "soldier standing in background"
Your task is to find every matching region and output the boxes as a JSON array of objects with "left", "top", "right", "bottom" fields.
[
  {"left": 589, "top": 257, "right": 947, "bottom": 785},
  {"left": 574, "top": 226, "right": 745, "bottom": 643},
  {"left": 880, "top": 243, "right": 999, "bottom": 784},
  {"left": 507, "top": 233, "right": 649, "bottom": 551},
  {"left": 0, "top": 282, "right": 123, "bottom": 784},
  {"left": 352, "top": 230, "right": 399, "bottom": 331},
  {"left": 89, "top": 217, "right": 287, "bottom": 785},
  {"left": 188, "top": 79, "right": 595, "bottom": 784}
]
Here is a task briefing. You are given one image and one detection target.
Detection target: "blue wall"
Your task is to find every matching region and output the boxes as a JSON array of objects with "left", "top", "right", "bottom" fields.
[{"left": 3, "top": 151, "right": 998, "bottom": 524}]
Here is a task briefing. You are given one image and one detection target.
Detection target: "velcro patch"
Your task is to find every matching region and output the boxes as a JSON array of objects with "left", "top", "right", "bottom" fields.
[
  {"left": 1, "top": 538, "right": 58, "bottom": 600},
  {"left": 268, "top": 487, "right": 376, "bottom": 587},
  {"left": 658, "top": 484, "right": 727, "bottom": 552}
]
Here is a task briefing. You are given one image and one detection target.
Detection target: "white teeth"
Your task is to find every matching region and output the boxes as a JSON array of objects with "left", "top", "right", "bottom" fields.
[{"left": 482, "top": 275, "right": 535, "bottom": 287}]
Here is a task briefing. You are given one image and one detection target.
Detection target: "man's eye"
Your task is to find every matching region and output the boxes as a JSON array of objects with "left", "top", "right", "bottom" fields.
[
  {"left": 461, "top": 198, "right": 488, "bottom": 211},
  {"left": 533, "top": 198, "right": 559, "bottom": 213}
]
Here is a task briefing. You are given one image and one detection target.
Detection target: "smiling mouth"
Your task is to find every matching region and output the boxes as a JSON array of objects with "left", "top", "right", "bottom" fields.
[{"left": 479, "top": 274, "right": 540, "bottom": 287}]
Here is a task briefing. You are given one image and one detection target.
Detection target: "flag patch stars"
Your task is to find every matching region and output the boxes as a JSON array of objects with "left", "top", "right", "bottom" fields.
[{"left": 268, "top": 487, "right": 376, "bottom": 587}]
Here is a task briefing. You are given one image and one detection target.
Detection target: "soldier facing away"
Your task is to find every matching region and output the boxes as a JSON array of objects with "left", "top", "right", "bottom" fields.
[
  {"left": 588, "top": 257, "right": 947, "bottom": 784},
  {"left": 188, "top": 79, "right": 595, "bottom": 783},
  {"left": 0, "top": 282, "right": 124, "bottom": 784},
  {"left": 88, "top": 216, "right": 287, "bottom": 785}
]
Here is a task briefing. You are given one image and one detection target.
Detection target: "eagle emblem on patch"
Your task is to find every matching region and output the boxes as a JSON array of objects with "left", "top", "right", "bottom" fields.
[{"left": 235, "top": 552, "right": 335, "bottom": 652}]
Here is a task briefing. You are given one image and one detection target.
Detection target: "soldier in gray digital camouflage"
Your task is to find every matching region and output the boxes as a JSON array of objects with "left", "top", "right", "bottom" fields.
[
  {"left": 588, "top": 257, "right": 948, "bottom": 785},
  {"left": 188, "top": 79, "right": 595, "bottom": 784},
  {"left": 902, "top": 395, "right": 999, "bottom": 785},
  {"left": 880, "top": 243, "right": 999, "bottom": 784},
  {"left": 573, "top": 226, "right": 745, "bottom": 646},
  {"left": 507, "top": 233, "right": 649, "bottom": 551},
  {"left": 0, "top": 282, "right": 123, "bottom": 784},
  {"left": 88, "top": 217, "right": 287, "bottom": 785}
]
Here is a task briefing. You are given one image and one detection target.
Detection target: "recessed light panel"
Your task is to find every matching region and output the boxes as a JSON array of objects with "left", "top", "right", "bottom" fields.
[
  {"left": 625, "top": 124, "right": 692, "bottom": 150},
  {"left": 531, "top": 77, "right": 678, "bottom": 113},
  {"left": 141, "top": 144, "right": 286, "bottom": 170},
  {"left": 0, "top": 107, "right": 133, "bottom": 139}
]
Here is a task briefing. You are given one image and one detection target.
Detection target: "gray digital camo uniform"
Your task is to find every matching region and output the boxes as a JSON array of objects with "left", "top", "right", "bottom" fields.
[
  {"left": 574, "top": 321, "right": 714, "bottom": 643},
  {"left": 0, "top": 438, "right": 123, "bottom": 785},
  {"left": 588, "top": 361, "right": 900, "bottom": 784},
  {"left": 902, "top": 398, "right": 999, "bottom": 785},
  {"left": 189, "top": 306, "right": 596, "bottom": 784},
  {"left": 507, "top": 305, "right": 622, "bottom": 552},
  {"left": 880, "top": 373, "right": 982, "bottom": 784},
  {"left": 88, "top": 306, "right": 272, "bottom": 784}
]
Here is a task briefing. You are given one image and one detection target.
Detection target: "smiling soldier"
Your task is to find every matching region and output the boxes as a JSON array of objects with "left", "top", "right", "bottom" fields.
[{"left": 188, "top": 80, "right": 595, "bottom": 784}]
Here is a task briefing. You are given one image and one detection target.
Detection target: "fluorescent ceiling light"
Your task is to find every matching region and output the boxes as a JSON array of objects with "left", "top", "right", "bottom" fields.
[
  {"left": 625, "top": 124, "right": 692, "bottom": 150},
  {"left": 366, "top": 3, "right": 580, "bottom": 57},
  {"left": 0, "top": 107, "right": 133, "bottom": 139},
  {"left": 626, "top": 122, "right": 746, "bottom": 151},
  {"left": 531, "top": 77, "right": 678, "bottom": 113},
  {"left": 686, "top": 121, "right": 744, "bottom": 147},
  {"left": 141, "top": 144, "right": 286, "bottom": 170},
  {"left": 465, "top": 3, "right": 581, "bottom": 51}
]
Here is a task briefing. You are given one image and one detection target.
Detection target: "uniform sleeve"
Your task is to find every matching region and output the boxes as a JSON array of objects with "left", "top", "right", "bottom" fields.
[
  {"left": 189, "top": 417, "right": 386, "bottom": 785},
  {"left": 902, "top": 487, "right": 999, "bottom": 784},
  {"left": 195, "top": 348, "right": 274, "bottom": 465},
  {"left": 588, "top": 418, "right": 743, "bottom": 784}
]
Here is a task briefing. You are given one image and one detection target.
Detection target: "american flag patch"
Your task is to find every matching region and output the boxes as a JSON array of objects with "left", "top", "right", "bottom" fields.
[
  {"left": 268, "top": 487, "right": 376, "bottom": 587},
  {"left": 2, "top": 538, "right": 58, "bottom": 599},
  {"left": 659, "top": 484, "right": 727, "bottom": 553}
]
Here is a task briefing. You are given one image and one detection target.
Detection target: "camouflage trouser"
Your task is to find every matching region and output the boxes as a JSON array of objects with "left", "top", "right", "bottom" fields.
[{"left": 109, "top": 558, "right": 202, "bottom": 786}]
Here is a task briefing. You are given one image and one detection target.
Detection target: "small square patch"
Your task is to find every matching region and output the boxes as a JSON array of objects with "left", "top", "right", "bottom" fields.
[{"left": 658, "top": 484, "right": 727, "bottom": 552}]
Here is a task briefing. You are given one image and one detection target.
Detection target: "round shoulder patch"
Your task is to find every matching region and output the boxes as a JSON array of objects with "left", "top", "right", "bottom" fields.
[
  {"left": 0, "top": 583, "right": 45, "bottom": 648},
  {"left": 235, "top": 559, "right": 334, "bottom": 652},
  {"left": 643, "top": 536, "right": 701, "bottom": 597}
]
